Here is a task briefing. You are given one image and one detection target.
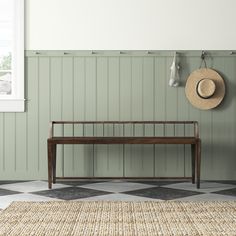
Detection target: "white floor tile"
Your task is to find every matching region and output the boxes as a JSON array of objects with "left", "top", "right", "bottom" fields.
[
  {"left": 174, "top": 193, "right": 236, "bottom": 201},
  {"left": 163, "top": 182, "right": 236, "bottom": 193},
  {"left": 80, "top": 181, "right": 154, "bottom": 193},
  {"left": 79, "top": 193, "right": 163, "bottom": 201},
  {"left": 0, "top": 181, "right": 69, "bottom": 193},
  {"left": 0, "top": 193, "right": 61, "bottom": 209}
]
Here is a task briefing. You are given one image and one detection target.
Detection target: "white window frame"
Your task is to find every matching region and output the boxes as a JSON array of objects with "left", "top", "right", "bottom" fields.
[{"left": 0, "top": 0, "right": 24, "bottom": 112}]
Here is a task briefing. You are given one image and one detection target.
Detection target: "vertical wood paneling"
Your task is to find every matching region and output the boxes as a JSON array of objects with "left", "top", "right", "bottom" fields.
[
  {"left": 62, "top": 57, "right": 74, "bottom": 176},
  {"left": 200, "top": 110, "right": 213, "bottom": 179},
  {"left": 27, "top": 57, "right": 39, "bottom": 176},
  {"left": 96, "top": 57, "right": 108, "bottom": 176},
  {"left": 73, "top": 57, "right": 85, "bottom": 121},
  {"left": 1, "top": 51, "right": 236, "bottom": 180},
  {"left": 85, "top": 57, "right": 97, "bottom": 120},
  {"left": 177, "top": 55, "right": 191, "bottom": 177},
  {"left": 4, "top": 113, "right": 16, "bottom": 173},
  {"left": 165, "top": 57, "right": 179, "bottom": 176},
  {"left": 130, "top": 57, "right": 143, "bottom": 176},
  {"left": 108, "top": 57, "right": 123, "bottom": 176},
  {"left": 154, "top": 57, "right": 167, "bottom": 176},
  {"left": 38, "top": 57, "right": 50, "bottom": 178},
  {"left": 185, "top": 57, "right": 200, "bottom": 177},
  {"left": 142, "top": 57, "right": 155, "bottom": 176},
  {"left": 209, "top": 57, "right": 223, "bottom": 179},
  {"left": 231, "top": 57, "right": 236, "bottom": 179},
  {"left": 15, "top": 113, "right": 27, "bottom": 173},
  {"left": 84, "top": 57, "right": 97, "bottom": 176},
  {"left": 73, "top": 57, "right": 87, "bottom": 176},
  {"left": 120, "top": 57, "right": 132, "bottom": 119},
  {"left": 229, "top": 57, "right": 236, "bottom": 180},
  {"left": 120, "top": 57, "right": 132, "bottom": 176},
  {"left": 50, "top": 57, "right": 63, "bottom": 176},
  {"left": 131, "top": 57, "right": 143, "bottom": 120},
  {"left": 212, "top": 57, "right": 236, "bottom": 179}
]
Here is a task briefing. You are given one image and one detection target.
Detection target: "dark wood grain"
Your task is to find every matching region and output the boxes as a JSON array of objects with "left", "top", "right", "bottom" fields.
[
  {"left": 47, "top": 121, "right": 201, "bottom": 189},
  {"left": 48, "top": 137, "right": 198, "bottom": 145}
]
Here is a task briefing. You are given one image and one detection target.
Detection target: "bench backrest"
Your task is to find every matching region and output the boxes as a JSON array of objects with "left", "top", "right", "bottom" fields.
[{"left": 49, "top": 121, "right": 199, "bottom": 139}]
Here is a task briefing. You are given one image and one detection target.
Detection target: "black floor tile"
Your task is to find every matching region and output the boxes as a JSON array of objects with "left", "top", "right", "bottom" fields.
[
  {"left": 32, "top": 187, "right": 112, "bottom": 200},
  {"left": 123, "top": 186, "right": 202, "bottom": 200},
  {"left": 0, "top": 188, "right": 21, "bottom": 196},
  {"left": 213, "top": 188, "right": 236, "bottom": 197}
]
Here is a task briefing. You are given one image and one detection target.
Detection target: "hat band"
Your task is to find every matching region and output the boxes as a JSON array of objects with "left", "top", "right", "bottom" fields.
[{"left": 196, "top": 78, "right": 216, "bottom": 99}]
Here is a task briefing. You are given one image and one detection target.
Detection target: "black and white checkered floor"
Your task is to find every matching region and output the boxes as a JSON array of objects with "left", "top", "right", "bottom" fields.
[{"left": 0, "top": 180, "right": 236, "bottom": 209}]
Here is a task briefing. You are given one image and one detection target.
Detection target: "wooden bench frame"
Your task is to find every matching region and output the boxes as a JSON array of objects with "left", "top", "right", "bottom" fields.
[{"left": 47, "top": 121, "right": 201, "bottom": 189}]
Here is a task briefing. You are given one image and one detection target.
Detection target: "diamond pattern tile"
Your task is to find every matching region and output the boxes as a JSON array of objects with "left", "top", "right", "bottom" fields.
[
  {"left": 175, "top": 193, "right": 236, "bottom": 201},
  {"left": 123, "top": 186, "right": 202, "bottom": 200},
  {"left": 56, "top": 180, "right": 105, "bottom": 186},
  {"left": 162, "top": 181, "right": 236, "bottom": 193},
  {"left": 0, "top": 180, "right": 235, "bottom": 209},
  {"left": 0, "top": 188, "right": 21, "bottom": 196},
  {"left": 0, "top": 181, "right": 29, "bottom": 185},
  {"left": 33, "top": 187, "right": 112, "bottom": 200},
  {"left": 213, "top": 188, "right": 236, "bottom": 197},
  {"left": 80, "top": 181, "right": 154, "bottom": 193},
  {"left": 130, "top": 180, "right": 186, "bottom": 186},
  {"left": 80, "top": 193, "right": 163, "bottom": 201},
  {"left": 0, "top": 181, "right": 70, "bottom": 193}
]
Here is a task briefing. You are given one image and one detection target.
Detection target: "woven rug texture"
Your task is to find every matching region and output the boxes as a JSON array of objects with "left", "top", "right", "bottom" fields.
[{"left": 0, "top": 201, "right": 235, "bottom": 236}]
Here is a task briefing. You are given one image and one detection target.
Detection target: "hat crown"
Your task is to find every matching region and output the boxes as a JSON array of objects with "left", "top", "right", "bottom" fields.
[{"left": 197, "top": 78, "right": 216, "bottom": 99}]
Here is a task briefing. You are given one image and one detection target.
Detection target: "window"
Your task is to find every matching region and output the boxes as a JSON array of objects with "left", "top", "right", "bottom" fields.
[{"left": 0, "top": 0, "right": 24, "bottom": 112}]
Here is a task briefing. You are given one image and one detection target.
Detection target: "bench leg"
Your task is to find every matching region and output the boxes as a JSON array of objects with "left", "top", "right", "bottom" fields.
[
  {"left": 47, "top": 142, "right": 53, "bottom": 189},
  {"left": 191, "top": 144, "right": 195, "bottom": 184},
  {"left": 52, "top": 144, "right": 57, "bottom": 184},
  {"left": 196, "top": 139, "right": 201, "bottom": 189}
]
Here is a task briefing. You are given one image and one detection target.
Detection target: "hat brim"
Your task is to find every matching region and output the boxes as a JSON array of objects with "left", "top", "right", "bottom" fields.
[{"left": 185, "top": 68, "right": 225, "bottom": 110}]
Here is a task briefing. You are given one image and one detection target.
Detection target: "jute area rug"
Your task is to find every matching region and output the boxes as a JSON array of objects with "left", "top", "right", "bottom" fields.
[{"left": 0, "top": 201, "right": 235, "bottom": 236}]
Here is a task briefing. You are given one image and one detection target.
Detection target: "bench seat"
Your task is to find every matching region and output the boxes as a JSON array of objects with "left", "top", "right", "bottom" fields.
[{"left": 48, "top": 136, "right": 199, "bottom": 145}]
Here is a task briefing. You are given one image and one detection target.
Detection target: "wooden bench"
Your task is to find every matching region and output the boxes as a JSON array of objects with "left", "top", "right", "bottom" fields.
[{"left": 47, "top": 121, "right": 201, "bottom": 189}]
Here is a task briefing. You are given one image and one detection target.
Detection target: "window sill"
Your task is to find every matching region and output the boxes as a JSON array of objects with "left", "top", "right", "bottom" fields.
[{"left": 0, "top": 99, "right": 25, "bottom": 112}]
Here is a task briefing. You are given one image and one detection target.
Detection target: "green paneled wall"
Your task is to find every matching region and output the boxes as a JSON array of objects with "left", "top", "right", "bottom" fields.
[{"left": 0, "top": 51, "right": 236, "bottom": 180}]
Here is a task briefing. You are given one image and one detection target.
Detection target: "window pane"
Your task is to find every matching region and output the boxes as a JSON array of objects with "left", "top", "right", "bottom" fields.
[
  {"left": 0, "top": 0, "right": 14, "bottom": 95},
  {"left": 0, "top": 0, "right": 24, "bottom": 111},
  {"left": 0, "top": 52, "right": 11, "bottom": 70},
  {"left": 0, "top": 71, "right": 11, "bottom": 94}
]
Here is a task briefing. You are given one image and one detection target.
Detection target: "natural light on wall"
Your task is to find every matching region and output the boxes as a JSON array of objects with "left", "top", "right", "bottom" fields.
[{"left": 0, "top": 0, "right": 24, "bottom": 112}]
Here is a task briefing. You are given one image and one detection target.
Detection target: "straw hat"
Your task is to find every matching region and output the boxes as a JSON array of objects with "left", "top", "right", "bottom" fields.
[{"left": 185, "top": 68, "right": 225, "bottom": 110}]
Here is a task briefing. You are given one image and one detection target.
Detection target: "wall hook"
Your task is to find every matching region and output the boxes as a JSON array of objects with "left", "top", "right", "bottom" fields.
[
  {"left": 199, "top": 51, "right": 207, "bottom": 68},
  {"left": 201, "top": 50, "right": 206, "bottom": 60}
]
